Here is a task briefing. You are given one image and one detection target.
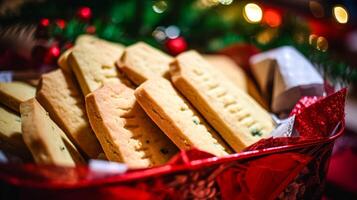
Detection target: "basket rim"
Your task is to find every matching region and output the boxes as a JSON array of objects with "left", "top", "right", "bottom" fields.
[{"left": 0, "top": 121, "right": 344, "bottom": 189}]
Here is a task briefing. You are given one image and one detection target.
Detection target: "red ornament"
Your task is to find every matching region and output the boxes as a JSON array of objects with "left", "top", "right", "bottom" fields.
[
  {"left": 43, "top": 45, "right": 60, "bottom": 64},
  {"left": 165, "top": 37, "right": 187, "bottom": 55},
  {"left": 55, "top": 19, "right": 66, "bottom": 29},
  {"left": 49, "top": 46, "right": 60, "bottom": 58},
  {"left": 263, "top": 9, "right": 282, "bottom": 27},
  {"left": 40, "top": 18, "right": 50, "bottom": 27},
  {"left": 77, "top": 7, "right": 92, "bottom": 20}
]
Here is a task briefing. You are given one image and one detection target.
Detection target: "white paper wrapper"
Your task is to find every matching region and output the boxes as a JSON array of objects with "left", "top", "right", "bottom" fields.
[
  {"left": 271, "top": 115, "right": 296, "bottom": 138},
  {"left": 89, "top": 160, "right": 128, "bottom": 174},
  {"left": 250, "top": 46, "right": 324, "bottom": 113}
]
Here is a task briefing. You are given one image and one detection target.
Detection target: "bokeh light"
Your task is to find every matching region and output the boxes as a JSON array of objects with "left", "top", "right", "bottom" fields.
[
  {"left": 219, "top": 0, "right": 233, "bottom": 5},
  {"left": 263, "top": 9, "right": 282, "bottom": 27},
  {"left": 316, "top": 36, "right": 328, "bottom": 52},
  {"left": 153, "top": 1, "right": 168, "bottom": 14},
  {"left": 333, "top": 5, "right": 349, "bottom": 24},
  {"left": 165, "top": 25, "right": 180, "bottom": 39},
  {"left": 243, "top": 3, "right": 263, "bottom": 23}
]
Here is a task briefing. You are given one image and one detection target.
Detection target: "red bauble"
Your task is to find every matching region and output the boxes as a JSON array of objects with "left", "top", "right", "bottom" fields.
[
  {"left": 263, "top": 9, "right": 282, "bottom": 27},
  {"left": 40, "top": 18, "right": 50, "bottom": 27},
  {"left": 42, "top": 45, "right": 60, "bottom": 64},
  {"left": 165, "top": 37, "right": 187, "bottom": 55},
  {"left": 55, "top": 19, "right": 66, "bottom": 29},
  {"left": 77, "top": 7, "right": 92, "bottom": 21}
]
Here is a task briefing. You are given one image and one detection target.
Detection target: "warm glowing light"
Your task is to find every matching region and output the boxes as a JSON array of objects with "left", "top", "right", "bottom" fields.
[
  {"left": 49, "top": 46, "right": 60, "bottom": 57},
  {"left": 316, "top": 36, "right": 328, "bottom": 52},
  {"left": 196, "top": 0, "right": 219, "bottom": 8},
  {"left": 40, "top": 18, "right": 50, "bottom": 27},
  {"left": 243, "top": 3, "right": 263, "bottom": 23},
  {"left": 153, "top": 1, "right": 168, "bottom": 13},
  {"left": 309, "top": 34, "right": 328, "bottom": 52},
  {"left": 256, "top": 29, "right": 277, "bottom": 45},
  {"left": 309, "top": 34, "right": 318, "bottom": 45},
  {"left": 219, "top": 0, "right": 233, "bottom": 5},
  {"left": 333, "top": 6, "right": 348, "bottom": 24},
  {"left": 263, "top": 9, "right": 282, "bottom": 27}
]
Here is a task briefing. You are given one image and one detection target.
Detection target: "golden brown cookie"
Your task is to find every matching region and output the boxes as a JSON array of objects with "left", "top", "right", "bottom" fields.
[
  {"left": 117, "top": 42, "right": 173, "bottom": 85},
  {"left": 57, "top": 47, "right": 73, "bottom": 73},
  {"left": 37, "top": 69, "right": 103, "bottom": 158},
  {"left": 170, "top": 51, "right": 275, "bottom": 151},
  {"left": 204, "top": 54, "right": 247, "bottom": 91},
  {"left": 68, "top": 42, "right": 131, "bottom": 96},
  {"left": 86, "top": 83, "right": 178, "bottom": 168},
  {"left": 76, "top": 34, "right": 125, "bottom": 51},
  {"left": 20, "top": 98, "right": 85, "bottom": 166},
  {"left": 0, "top": 81, "right": 36, "bottom": 113},
  {"left": 0, "top": 104, "right": 31, "bottom": 160},
  {"left": 134, "top": 78, "right": 231, "bottom": 156}
]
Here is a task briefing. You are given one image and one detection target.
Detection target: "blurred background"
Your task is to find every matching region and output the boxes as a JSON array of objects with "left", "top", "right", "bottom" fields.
[{"left": 0, "top": 0, "right": 356, "bottom": 199}]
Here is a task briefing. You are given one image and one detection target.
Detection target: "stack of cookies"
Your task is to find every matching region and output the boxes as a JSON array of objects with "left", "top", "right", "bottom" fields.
[{"left": 0, "top": 35, "right": 275, "bottom": 168}]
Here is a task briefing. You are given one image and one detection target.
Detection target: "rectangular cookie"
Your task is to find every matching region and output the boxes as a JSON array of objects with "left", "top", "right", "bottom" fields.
[
  {"left": 75, "top": 34, "right": 125, "bottom": 51},
  {"left": 134, "top": 78, "right": 231, "bottom": 157},
  {"left": 0, "top": 104, "right": 32, "bottom": 160},
  {"left": 59, "top": 35, "right": 125, "bottom": 73},
  {"left": 37, "top": 69, "right": 103, "bottom": 158},
  {"left": 20, "top": 98, "right": 85, "bottom": 166},
  {"left": 86, "top": 83, "right": 178, "bottom": 168},
  {"left": 170, "top": 51, "right": 275, "bottom": 151},
  {"left": 57, "top": 47, "right": 73, "bottom": 73},
  {"left": 204, "top": 55, "right": 247, "bottom": 91},
  {"left": 0, "top": 81, "right": 36, "bottom": 112},
  {"left": 204, "top": 55, "right": 268, "bottom": 109},
  {"left": 68, "top": 42, "right": 131, "bottom": 96},
  {"left": 117, "top": 42, "right": 173, "bottom": 85}
]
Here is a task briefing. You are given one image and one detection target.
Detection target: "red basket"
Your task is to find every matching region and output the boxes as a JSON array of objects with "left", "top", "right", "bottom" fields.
[{"left": 0, "top": 89, "right": 346, "bottom": 200}]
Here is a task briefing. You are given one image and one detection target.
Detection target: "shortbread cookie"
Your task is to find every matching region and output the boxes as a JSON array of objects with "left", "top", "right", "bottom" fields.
[
  {"left": 37, "top": 69, "right": 103, "bottom": 158},
  {"left": 58, "top": 35, "right": 125, "bottom": 73},
  {"left": 68, "top": 42, "right": 131, "bottom": 96},
  {"left": 204, "top": 55, "right": 268, "bottom": 109},
  {"left": 76, "top": 34, "right": 125, "bottom": 51},
  {"left": 170, "top": 51, "right": 275, "bottom": 151},
  {"left": 20, "top": 98, "right": 85, "bottom": 166},
  {"left": 117, "top": 42, "right": 173, "bottom": 85},
  {"left": 58, "top": 47, "right": 73, "bottom": 73},
  {"left": 204, "top": 55, "right": 247, "bottom": 91},
  {"left": 134, "top": 78, "right": 231, "bottom": 156},
  {"left": 247, "top": 77, "right": 270, "bottom": 110},
  {"left": 0, "top": 104, "right": 31, "bottom": 159},
  {"left": 86, "top": 83, "right": 177, "bottom": 168},
  {"left": 0, "top": 81, "right": 36, "bottom": 112}
]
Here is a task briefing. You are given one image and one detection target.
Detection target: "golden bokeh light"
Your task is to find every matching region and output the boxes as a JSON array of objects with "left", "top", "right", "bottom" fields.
[
  {"left": 309, "top": 34, "right": 318, "bottom": 45},
  {"left": 152, "top": 1, "right": 168, "bottom": 13},
  {"left": 333, "top": 6, "right": 349, "bottom": 24},
  {"left": 316, "top": 36, "right": 328, "bottom": 52},
  {"left": 219, "top": 0, "right": 233, "bottom": 5},
  {"left": 243, "top": 3, "right": 263, "bottom": 23}
]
